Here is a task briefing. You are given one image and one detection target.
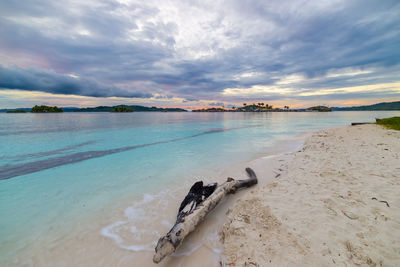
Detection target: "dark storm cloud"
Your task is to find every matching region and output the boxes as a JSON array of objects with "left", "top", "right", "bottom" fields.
[
  {"left": 0, "top": 0, "right": 399, "bottom": 101},
  {"left": 0, "top": 65, "right": 152, "bottom": 98}
]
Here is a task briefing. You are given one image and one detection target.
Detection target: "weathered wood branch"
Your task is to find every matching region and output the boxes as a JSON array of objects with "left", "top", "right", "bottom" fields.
[
  {"left": 351, "top": 122, "right": 374, "bottom": 126},
  {"left": 232, "top": 167, "right": 258, "bottom": 191},
  {"left": 153, "top": 167, "right": 258, "bottom": 263}
]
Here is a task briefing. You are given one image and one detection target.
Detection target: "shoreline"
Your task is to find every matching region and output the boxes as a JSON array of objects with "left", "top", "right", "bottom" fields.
[
  {"left": 2, "top": 131, "right": 309, "bottom": 267},
  {"left": 219, "top": 124, "right": 400, "bottom": 266}
]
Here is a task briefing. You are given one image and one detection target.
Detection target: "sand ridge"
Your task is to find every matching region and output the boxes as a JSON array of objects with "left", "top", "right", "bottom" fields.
[{"left": 220, "top": 125, "right": 400, "bottom": 266}]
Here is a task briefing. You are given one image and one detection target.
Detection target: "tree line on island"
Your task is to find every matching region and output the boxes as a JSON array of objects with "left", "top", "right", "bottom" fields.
[
  {"left": 192, "top": 100, "right": 400, "bottom": 112},
  {"left": 111, "top": 106, "right": 133, "bottom": 112},
  {"left": 192, "top": 103, "right": 332, "bottom": 112},
  {"left": 5, "top": 105, "right": 187, "bottom": 113},
  {"left": 6, "top": 105, "right": 64, "bottom": 113},
  {"left": 31, "top": 105, "right": 64, "bottom": 113},
  {"left": 2, "top": 101, "right": 400, "bottom": 113},
  {"left": 75, "top": 105, "right": 187, "bottom": 112}
]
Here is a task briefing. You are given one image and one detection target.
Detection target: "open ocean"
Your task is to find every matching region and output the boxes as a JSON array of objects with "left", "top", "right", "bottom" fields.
[{"left": 1, "top": 111, "right": 399, "bottom": 266}]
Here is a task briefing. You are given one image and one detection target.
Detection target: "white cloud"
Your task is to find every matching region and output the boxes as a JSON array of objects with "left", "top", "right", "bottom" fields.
[
  {"left": 275, "top": 74, "right": 308, "bottom": 85},
  {"left": 325, "top": 67, "right": 373, "bottom": 78},
  {"left": 222, "top": 84, "right": 295, "bottom": 97},
  {"left": 298, "top": 82, "right": 400, "bottom": 96}
]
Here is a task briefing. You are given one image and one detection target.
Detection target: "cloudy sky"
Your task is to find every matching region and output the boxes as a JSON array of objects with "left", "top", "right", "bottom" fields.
[{"left": 0, "top": 0, "right": 399, "bottom": 109}]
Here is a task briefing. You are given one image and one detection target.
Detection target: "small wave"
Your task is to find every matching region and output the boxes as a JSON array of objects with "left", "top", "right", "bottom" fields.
[
  {"left": 212, "top": 248, "right": 222, "bottom": 254},
  {"left": 171, "top": 242, "right": 203, "bottom": 257},
  {"left": 100, "top": 221, "right": 126, "bottom": 244},
  {"left": 119, "top": 244, "right": 154, "bottom": 252},
  {"left": 101, "top": 180, "right": 224, "bottom": 256},
  {"left": 171, "top": 229, "right": 222, "bottom": 257},
  {"left": 101, "top": 189, "right": 177, "bottom": 252},
  {"left": 205, "top": 230, "right": 224, "bottom": 255}
]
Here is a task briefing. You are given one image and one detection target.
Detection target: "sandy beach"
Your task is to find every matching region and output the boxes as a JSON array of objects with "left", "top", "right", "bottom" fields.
[{"left": 220, "top": 124, "right": 400, "bottom": 266}]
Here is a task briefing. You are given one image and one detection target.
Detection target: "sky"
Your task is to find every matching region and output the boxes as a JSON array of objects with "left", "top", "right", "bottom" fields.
[{"left": 0, "top": 0, "right": 399, "bottom": 109}]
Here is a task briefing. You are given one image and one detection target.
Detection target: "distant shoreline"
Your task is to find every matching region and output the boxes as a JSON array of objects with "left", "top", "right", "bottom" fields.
[
  {"left": 1, "top": 100, "right": 399, "bottom": 113},
  {"left": 2, "top": 110, "right": 400, "bottom": 113}
]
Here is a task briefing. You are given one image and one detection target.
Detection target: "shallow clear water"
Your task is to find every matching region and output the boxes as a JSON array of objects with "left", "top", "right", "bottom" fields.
[{"left": 0, "top": 111, "right": 399, "bottom": 263}]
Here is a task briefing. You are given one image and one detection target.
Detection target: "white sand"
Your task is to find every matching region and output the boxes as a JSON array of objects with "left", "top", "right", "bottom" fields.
[{"left": 220, "top": 125, "right": 400, "bottom": 266}]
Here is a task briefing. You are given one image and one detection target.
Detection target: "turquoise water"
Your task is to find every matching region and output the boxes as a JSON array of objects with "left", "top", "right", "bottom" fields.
[{"left": 1, "top": 111, "right": 399, "bottom": 263}]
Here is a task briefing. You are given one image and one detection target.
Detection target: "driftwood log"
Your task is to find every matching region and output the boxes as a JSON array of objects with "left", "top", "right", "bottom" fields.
[
  {"left": 351, "top": 122, "right": 374, "bottom": 126},
  {"left": 153, "top": 167, "right": 258, "bottom": 263}
]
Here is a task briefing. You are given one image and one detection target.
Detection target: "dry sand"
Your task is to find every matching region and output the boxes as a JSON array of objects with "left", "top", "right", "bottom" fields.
[{"left": 220, "top": 124, "right": 400, "bottom": 266}]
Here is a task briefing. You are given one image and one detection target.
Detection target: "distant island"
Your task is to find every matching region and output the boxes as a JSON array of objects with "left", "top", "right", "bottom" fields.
[
  {"left": 193, "top": 103, "right": 332, "bottom": 112},
  {"left": 333, "top": 101, "right": 400, "bottom": 111},
  {"left": 0, "top": 104, "right": 187, "bottom": 113},
  {"left": 307, "top": 106, "right": 333, "bottom": 112},
  {"left": 31, "top": 105, "right": 63, "bottom": 113},
  {"left": 1, "top": 101, "right": 399, "bottom": 113},
  {"left": 192, "top": 101, "right": 400, "bottom": 112},
  {"left": 193, "top": 103, "right": 284, "bottom": 112},
  {"left": 6, "top": 109, "right": 26, "bottom": 113},
  {"left": 74, "top": 105, "right": 187, "bottom": 112},
  {"left": 111, "top": 106, "right": 134, "bottom": 112}
]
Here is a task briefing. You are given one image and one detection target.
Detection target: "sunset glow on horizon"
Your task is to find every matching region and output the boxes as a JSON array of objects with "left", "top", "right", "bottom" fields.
[{"left": 0, "top": 0, "right": 399, "bottom": 109}]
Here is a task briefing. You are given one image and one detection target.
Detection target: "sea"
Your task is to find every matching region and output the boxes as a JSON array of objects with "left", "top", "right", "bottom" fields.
[{"left": 1, "top": 111, "right": 399, "bottom": 266}]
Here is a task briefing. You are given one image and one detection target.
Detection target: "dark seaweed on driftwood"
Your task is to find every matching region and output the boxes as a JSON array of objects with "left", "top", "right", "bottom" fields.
[
  {"left": 177, "top": 181, "right": 218, "bottom": 222},
  {"left": 153, "top": 168, "right": 258, "bottom": 263}
]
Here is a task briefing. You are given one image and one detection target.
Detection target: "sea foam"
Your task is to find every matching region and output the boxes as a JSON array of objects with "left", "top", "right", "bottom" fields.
[{"left": 100, "top": 190, "right": 175, "bottom": 252}]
